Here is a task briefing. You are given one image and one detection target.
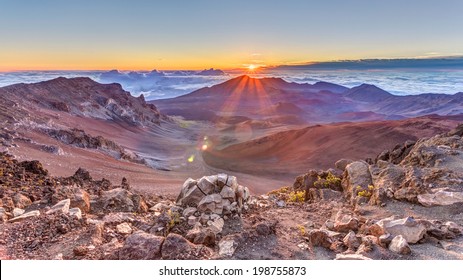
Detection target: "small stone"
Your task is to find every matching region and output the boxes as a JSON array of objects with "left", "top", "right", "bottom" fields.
[
  {"left": 307, "top": 229, "right": 333, "bottom": 249},
  {"left": 12, "top": 208, "right": 25, "bottom": 217},
  {"left": 183, "top": 207, "right": 197, "bottom": 217},
  {"left": 116, "top": 222, "right": 133, "bottom": 234},
  {"left": 333, "top": 211, "right": 359, "bottom": 233},
  {"left": 389, "top": 235, "right": 411, "bottom": 255},
  {"left": 378, "top": 233, "right": 393, "bottom": 247},
  {"left": 185, "top": 226, "right": 216, "bottom": 246},
  {"left": 343, "top": 231, "right": 361, "bottom": 249},
  {"left": 12, "top": 193, "right": 32, "bottom": 209},
  {"left": 188, "top": 216, "right": 197, "bottom": 226},
  {"left": 208, "top": 218, "right": 224, "bottom": 234},
  {"left": 73, "top": 245, "right": 89, "bottom": 256},
  {"left": 335, "top": 254, "right": 372, "bottom": 260},
  {"left": 276, "top": 200, "right": 286, "bottom": 207},
  {"left": 46, "top": 199, "right": 70, "bottom": 215},
  {"left": 219, "top": 235, "right": 239, "bottom": 257},
  {"left": 150, "top": 202, "right": 169, "bottom": 212},
  {"left": 69, "top": 208, "right": 82, "bottom": 220}
]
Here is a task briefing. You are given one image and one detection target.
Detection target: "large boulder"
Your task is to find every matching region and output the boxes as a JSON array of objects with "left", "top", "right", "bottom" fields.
[
  {"left": 176, "top": 174, "right": 250, "bottom": 215},
  {"left": 417, "top": 191, "right": 463, "bottom": 207},
  {"left": 370, "top": 216, "right": 426, "bottom": 244},
  {"left": 119, "top": 231, "right": 164, "bottom": 260},
  {"left": 335, "top": 159, "right": 353, "bottom": 171},
  {"left": 342, "top": 161, "right": 373, "bottom": 202},
  {"left": 98, "top": 188, "right": 146, "bottom": 213}
]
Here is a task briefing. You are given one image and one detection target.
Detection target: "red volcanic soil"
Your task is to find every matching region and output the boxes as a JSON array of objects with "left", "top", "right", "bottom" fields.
[{"left": 203, "top": 115, "right": 463, "bottom": 182}]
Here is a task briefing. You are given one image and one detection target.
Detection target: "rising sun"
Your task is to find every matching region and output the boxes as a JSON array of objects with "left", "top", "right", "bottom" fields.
[{"left": 248, "top": 64, "right": 257, "bottom": 71}]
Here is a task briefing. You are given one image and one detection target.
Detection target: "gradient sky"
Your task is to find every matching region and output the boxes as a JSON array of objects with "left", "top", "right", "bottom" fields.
[{"left": 1, "top": 0, "right": 462, "bottom": 71}]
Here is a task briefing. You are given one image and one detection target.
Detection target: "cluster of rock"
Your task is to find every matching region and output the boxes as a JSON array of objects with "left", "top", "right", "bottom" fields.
[
  {"left": 0, "top": 157, "right": 253, "bottom": 259},
  {"left": 293, "top": 124, "right": 463, "bottom": 208},
  {"left": 304, "top": 209, "right": 462, "bottom": 259}
]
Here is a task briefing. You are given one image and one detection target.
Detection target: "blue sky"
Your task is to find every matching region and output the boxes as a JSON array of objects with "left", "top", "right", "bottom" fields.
[{"left": 1, "top": 0, "right": 462, "bottom": 70}]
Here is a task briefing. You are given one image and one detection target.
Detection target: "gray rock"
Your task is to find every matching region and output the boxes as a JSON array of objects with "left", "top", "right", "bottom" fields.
[
  {"left": 46, "top": 199, "right": 70, "bottom": 215},
  {"left": 225, "top": 176, "right": 238, "bottom": 189},
  {"left": 417, "top": 191, "right": 463, "bottom": 207},
  {"left": 219, "top": 235, "right": 239, "bottom": 257},
  {"left": 370, "top": 216, "right": 425, "bottom": 244},
  {"left": 389, "top": 235, "right": 411, "bottom": 255},
  {"left": 220, "top": 186, "right": 235, "bottom": 200},
  {"left": 100, "top": 188, "right": 135, "bottom": 212},
  {"left": 207, "top": 218, "right": 224, "bottom": 234},
  {"left": 188, "top": 216, "right": 197, "bottom": 226},
  {"left": 197, "top": 194, "right": 222, "bottom": 213},
  {"left": 343, "top": 231, "right": 361, "bottom": 249},
  {"left": 197, "top": 175, "right": 217, "bottom": 194},
  {"left": 183, "top": 207, "right": 197, "bottom": 217},
  {"left": 335, "top": 159, "right": 353, "bottom": 171},
  {"left": 119, "top": 231, "right": 164, "bottom": 260},
  {"left": 342, "top": 161, "right": 373, "bottom": 202},
  {"left": 69, "top": 207, "right": 82, "bottom": 220},
  {"left": 378, "top": 233, "right": 393, "bottom": 247}
]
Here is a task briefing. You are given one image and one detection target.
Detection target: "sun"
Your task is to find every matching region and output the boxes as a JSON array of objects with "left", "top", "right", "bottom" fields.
[{"left": 248, "top": 64, "right": 256, "bottom": 70}]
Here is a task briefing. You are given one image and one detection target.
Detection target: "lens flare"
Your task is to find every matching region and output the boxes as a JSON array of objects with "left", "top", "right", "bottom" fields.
[
  {"left": 201, "top": 144, "right": 208, "bottom": 151},
  {"left": 187, "top": 155, "right": 195, "bottom": 163}
]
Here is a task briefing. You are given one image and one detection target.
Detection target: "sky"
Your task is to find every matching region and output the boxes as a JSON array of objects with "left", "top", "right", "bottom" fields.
[{"left": 1, "top": 0, "right": 462, "bottom": 71}]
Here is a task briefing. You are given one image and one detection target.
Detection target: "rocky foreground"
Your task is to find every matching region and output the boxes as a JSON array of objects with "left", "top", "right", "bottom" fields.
[{"left": 1, "top": 126, "right": 463, "bottom": 259}]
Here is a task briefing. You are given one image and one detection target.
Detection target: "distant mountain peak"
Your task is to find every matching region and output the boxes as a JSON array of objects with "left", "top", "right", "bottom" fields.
[
  {"left": 197, "top": 68, "right": 226, "bottom": 76},
  {"left": 345, "top": 83, "right": 393, "bottom": 102}
]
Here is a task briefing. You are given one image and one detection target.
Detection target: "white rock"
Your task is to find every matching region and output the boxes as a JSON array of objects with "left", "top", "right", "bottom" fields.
[
  {"left": 9, "top": 210, "right": 40, "bottom": 223},
  {"left": 418, "top": 191, "right": 463, "bottom": 207},
  {"left": 116, "top": 222, "right": 133, "bottom": 234},
  {"left": 46, "top": 199, "right": 70, "bottom": 215},
  {"left": 389, "top": 235, "right": 411, "bottom": 255},
  {"left": 69, "top": 208, "right": 82, "bottom": 220},
  {"left": 370, "top": 216, "right": 426, "bottom": 244},
  {"left": 208, "top": 218, "right": 224, "bottom": 234},
  {"left": 219, "top": 237, "right": 238, "bottom": 257},
  {"left": 12, "top": 208, "right": 25, "bottom": 217},
  {"left": 335, "top": 254, "right": 372, "bottom": 260}
]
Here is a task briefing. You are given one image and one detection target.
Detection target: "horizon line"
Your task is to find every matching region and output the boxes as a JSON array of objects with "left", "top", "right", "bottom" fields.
[{"left": 2, "top": 56, "right": 463, "bottom": 73}]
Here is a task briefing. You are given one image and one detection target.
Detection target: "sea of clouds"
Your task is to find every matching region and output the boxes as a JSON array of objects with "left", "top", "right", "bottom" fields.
[{"left": 0, "top": 68, "right": 462, "bottom": 100}]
